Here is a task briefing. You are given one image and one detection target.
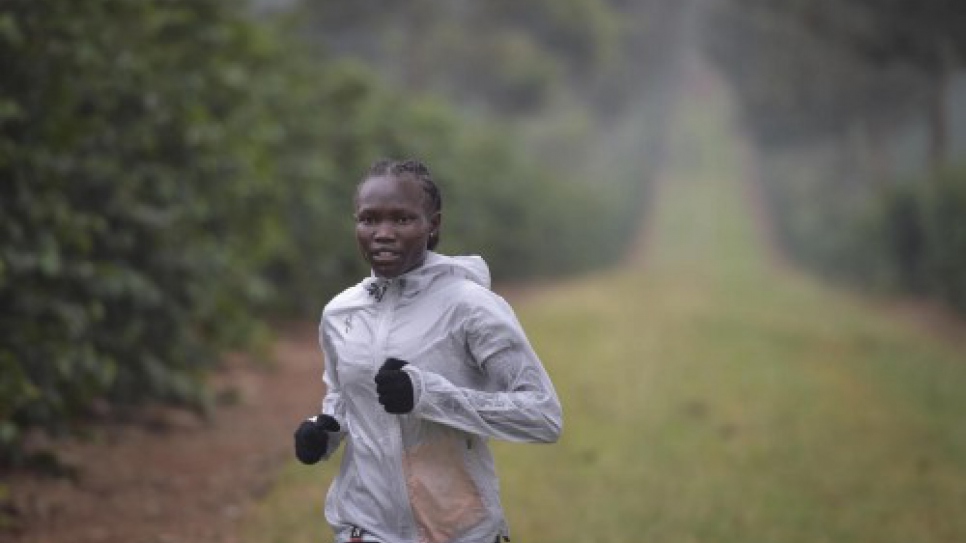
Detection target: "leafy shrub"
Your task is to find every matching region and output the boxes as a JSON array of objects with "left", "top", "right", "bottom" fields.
[
  {"left": 0, "top": 0, "right": 287, "bottom": 462},
  {"left": 919, "top": 167, "right": 966, "bottom": 311},
  {"left": 763, "top": 160, "right": 966, "bottom": 316}
]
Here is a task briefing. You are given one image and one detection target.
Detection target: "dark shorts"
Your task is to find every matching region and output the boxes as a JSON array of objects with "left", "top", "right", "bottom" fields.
[{"left": 342, "top": 531, "right": 504, "bottom": 543}]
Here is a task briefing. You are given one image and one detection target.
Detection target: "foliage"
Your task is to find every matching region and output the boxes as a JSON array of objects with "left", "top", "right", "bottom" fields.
[
  {"left": 756, "top": 152, "right": 966, "bottom": 314},
  {"left": 263, "top": 0, "right": 686, "bottom": 278},
  {"left": 735, "top": 0, "right": 966, "bottom": 70},
  {"left": 702, "top": 1, "right": 931, "bottom": 148},
  {"left": 0, "top": 0, "right": 323, "bottom": 458},
  {"left": 753, "top": 147, "right": 884, "bottom": 284},
  {"left": 0, "top": 0, "right": 280, "bottom": 462},
  {"left": 702, "top": 0, "right": 966, "bottom": 315},
  {"left": 286, "top": 0, "right": 687, "bottom": 120},
  {"left": 875, "top": 166, "right": 966, "bottom": 311},
  {"left": 0, "top": 0, "right": 670, "bottom": 461}
]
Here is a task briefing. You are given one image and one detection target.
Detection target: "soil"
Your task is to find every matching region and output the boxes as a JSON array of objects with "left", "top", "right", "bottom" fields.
[{"left": 3, "top": 322, "right": 325, "bottom": 543}]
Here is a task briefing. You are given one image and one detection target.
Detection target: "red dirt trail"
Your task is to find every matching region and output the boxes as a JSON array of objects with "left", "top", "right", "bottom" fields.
[{"left": 5, "top": 322, "right": 324, "bottom": 543}]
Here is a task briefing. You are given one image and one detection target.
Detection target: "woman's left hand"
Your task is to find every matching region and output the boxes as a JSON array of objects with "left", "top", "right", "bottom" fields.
[{"left": 375, "top": 358, "right": 414, "bottom": 414}]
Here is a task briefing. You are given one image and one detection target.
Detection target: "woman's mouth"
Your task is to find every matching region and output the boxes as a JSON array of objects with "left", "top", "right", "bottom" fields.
[{"left": 370, "top": 250, "right": 399, "bottom": 262}]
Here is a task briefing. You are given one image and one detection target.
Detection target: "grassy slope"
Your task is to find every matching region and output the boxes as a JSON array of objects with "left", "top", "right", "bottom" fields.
[{"left": 242, "top": 63, "right": 966, "bottom": 543}]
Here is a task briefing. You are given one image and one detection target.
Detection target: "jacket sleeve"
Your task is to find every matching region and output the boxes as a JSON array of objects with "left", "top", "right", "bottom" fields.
[
  {"left": 404, "top": 295, "right": 563, "bottom": 443},
  {"left": 318, "top": 318, "right": 348, "bottom": 460}
]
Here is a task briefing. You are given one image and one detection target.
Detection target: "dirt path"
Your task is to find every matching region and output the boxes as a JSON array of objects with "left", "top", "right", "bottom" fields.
[{"left": 5, "top": 322, "right": 324, "bottom": 543}]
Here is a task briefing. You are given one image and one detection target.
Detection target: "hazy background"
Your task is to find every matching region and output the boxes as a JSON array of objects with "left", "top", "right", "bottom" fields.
[{"left": 3, "top": 0, "right": 965, "bottom": 492}]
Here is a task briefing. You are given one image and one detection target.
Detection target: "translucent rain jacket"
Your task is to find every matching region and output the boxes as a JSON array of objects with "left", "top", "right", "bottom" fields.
[{"left": 314, "top": 252, "right": 563, "bottom": 543}]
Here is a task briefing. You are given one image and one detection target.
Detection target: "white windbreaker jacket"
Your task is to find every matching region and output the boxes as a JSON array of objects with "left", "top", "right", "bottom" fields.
[{"left": 315, "top": 252, "right": 563, "bottom": 543}]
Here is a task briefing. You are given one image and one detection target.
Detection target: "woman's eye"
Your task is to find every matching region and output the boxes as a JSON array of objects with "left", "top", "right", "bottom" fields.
[{"left": 396, "top": 216, "right": 414, "bottom": 225}]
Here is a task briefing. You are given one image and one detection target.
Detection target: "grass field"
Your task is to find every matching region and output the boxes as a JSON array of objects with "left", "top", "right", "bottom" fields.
[{"left": 242, "top": 65, "right": 966, "bottom": 543}]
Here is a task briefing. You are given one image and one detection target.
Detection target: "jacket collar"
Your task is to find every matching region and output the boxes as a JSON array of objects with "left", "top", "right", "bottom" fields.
[{"left": 363, "top": 252, "right": 491, "bottom": 302}]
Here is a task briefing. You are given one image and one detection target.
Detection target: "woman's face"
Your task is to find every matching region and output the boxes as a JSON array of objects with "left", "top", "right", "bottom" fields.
[{"left": 354, "top": 174, "right": 440, "bottom": 278}]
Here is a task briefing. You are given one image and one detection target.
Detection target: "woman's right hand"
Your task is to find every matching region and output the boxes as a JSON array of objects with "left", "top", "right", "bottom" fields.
[{"left": 294, "top": 414, "right": 340, "bottom": 465}]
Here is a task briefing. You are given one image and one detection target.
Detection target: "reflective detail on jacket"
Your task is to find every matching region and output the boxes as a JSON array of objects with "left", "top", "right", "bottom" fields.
[{"left": 317, "top": 252, "right": 563, "bottom": 543}]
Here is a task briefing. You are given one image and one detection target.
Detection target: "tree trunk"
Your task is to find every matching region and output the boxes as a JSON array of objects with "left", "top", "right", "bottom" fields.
[
  {"left": 858, "top": 117, "right": 893, "bottom": 188},
  {"left": 926, "top": 43, "right": 954, "bottom": 174},
  {"left": 927, "top": 70, "right": 948, "bottom": 173}
]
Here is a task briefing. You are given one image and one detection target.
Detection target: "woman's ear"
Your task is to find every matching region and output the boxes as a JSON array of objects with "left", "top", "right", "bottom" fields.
[
  {"left": 427, "top": 211, "right": 442, "bottom": 249},
  {"left": 430, "top": 211, "right": 442, "bottom": 233}
]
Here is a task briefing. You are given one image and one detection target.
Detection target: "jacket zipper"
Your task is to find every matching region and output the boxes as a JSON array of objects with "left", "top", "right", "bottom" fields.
[{"left": 373, "top": 282, "right": 420, "bottom": 543}]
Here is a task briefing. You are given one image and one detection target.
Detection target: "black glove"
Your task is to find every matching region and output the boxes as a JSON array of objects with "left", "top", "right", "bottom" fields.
[
  {"left": 375, "top": 358, "right": 414, "bottom": 414},
  {"left": 294, "top": 414, "right": 340, "bottom": 465}
]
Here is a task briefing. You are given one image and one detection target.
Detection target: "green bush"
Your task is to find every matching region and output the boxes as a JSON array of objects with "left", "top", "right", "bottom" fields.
[
  {"left": 878, "top": 183, "right": 927, "bottom": 292},
  {"left": 867, "top": 167, "right": 966, "bottom": 312},
  {"left": 919, "top": 167, "right": 966, "bottom": 311},
  {"left": 0, "top": 0, "right": 281, "bottom": 461},
  {"left": 765, "top": 161, "right": 966, "bottom": 316}
]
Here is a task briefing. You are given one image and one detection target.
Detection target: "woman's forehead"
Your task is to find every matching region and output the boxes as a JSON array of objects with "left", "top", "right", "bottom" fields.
[{"left": 356, "top": 175, "right": 428, "bottom": 210}]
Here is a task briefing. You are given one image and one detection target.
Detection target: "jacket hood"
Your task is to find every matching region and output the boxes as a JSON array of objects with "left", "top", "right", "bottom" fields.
[
  {"left": 419, "top": 252, "right": 491, "bottom": 289},
  {"left": 363, "top": 252, "right": 491, "bottom": 301}
]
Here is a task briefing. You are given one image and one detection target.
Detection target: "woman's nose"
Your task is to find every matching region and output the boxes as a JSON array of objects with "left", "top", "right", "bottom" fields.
[{"left": 373, "top": 221, "right": 396, "bottom": 240}]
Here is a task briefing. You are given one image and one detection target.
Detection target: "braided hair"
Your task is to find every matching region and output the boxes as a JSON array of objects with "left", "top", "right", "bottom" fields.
[{"left": 363, "top": 158, "right": 443, "bottom": 250}]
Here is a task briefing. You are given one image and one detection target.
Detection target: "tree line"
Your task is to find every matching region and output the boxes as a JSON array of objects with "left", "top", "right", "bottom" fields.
[
  {"left": 0, "top": 0, "right": 686, "bottom": 464},
  {"left": 703, "top": 0, "right": 966, "bottom": 313}
]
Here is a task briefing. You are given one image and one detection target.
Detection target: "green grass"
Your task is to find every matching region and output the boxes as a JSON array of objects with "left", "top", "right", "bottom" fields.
[{"left": 241, "top": 65, "right": 966, "bottom": 543}]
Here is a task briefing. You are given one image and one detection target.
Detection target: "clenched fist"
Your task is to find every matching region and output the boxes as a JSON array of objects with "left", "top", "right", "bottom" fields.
[
  {"left": 294, "top": 414, "right": 340, "bottom": 465},
  {"left": 375, "top": 358, "right": 414, "bottom": 414}
]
